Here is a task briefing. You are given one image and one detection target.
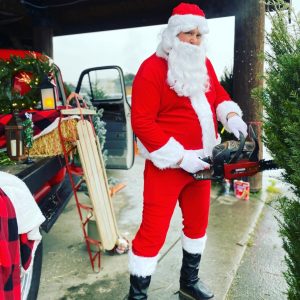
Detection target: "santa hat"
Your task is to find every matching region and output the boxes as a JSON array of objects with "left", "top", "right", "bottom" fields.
[
  {"left": 168, "top": 2, "right": 209, "bottom": 35},
  {"left": 156, "top": 2, "right": 209, "bottom": 59}
]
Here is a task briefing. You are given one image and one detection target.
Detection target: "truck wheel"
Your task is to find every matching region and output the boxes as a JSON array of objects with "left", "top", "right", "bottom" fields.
[{"left": 21, "top": 240, "right": 43, "bottom": 300}]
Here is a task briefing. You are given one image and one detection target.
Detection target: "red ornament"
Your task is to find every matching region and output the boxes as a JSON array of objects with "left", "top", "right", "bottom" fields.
[{"left": 13, "top": 71, "right": 33, "bottom": 95}]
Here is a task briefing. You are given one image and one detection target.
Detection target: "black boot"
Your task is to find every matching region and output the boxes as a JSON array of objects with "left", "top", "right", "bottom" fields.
[
  {"left": 179, "top": 249, "right": 214, "bottom": 300},
  {"left": 128, "top": 275, "right": 151, "bottom": 300}
]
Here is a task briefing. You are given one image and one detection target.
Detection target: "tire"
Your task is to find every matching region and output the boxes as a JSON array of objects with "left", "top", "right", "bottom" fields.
[{"left": 21, "top": 240, "right": 43, "bottom": 300}]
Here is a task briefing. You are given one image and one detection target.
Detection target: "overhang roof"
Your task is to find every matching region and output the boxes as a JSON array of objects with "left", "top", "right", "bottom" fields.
[
  {"left": 0, "top": 0, "right": 240, "bottom": 38},
  {"left": 0, "top": 0, "right": 291, "bottom": 44}
]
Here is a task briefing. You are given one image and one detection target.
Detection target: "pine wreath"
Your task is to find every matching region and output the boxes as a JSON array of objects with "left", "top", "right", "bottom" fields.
[{"left": 0, "top": 52, "right": 56, "bottom": 114}]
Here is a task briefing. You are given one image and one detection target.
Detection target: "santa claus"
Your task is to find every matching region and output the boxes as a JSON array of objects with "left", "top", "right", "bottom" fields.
[{"left": 128, "top": 2, "right": 247, "bottom": 300}]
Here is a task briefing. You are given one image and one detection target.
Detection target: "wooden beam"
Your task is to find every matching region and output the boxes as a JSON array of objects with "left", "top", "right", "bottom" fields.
[
  {"left": 33, "top": 24, "right": 53, "bottom": 58},
  {"left": 233, "top": 0, "right": 265, "bottom": 192}
]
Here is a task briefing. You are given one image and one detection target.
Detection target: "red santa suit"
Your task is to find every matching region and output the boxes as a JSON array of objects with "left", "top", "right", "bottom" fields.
[
  {"left": 128, "top": 53, "right": 242, "bottom": 277},
  {"left": 128, "top": 2, "right": 243, "bottom": 278}
]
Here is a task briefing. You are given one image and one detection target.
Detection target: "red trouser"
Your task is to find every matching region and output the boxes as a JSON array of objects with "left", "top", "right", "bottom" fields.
[{"left": 132, "top": 160, "right": 211, "bottom": 257}]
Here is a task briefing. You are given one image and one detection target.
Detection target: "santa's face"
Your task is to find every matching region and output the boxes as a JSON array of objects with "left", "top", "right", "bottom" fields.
[
  {"left": 166, "top": 32, "right": 209, "bottom": 98},
  {"left": 177, "top": 28, "right": 202, "bottom": 46}
]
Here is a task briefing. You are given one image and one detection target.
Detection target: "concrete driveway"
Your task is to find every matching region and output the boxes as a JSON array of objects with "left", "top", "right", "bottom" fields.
[{"left": 38, "top": 155, "right": 285, "bottom": 300}]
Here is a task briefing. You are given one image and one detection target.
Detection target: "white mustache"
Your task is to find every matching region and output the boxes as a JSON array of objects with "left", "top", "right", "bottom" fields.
[{"left": 167, "top": 39, "right": 209, "bottom": 97}]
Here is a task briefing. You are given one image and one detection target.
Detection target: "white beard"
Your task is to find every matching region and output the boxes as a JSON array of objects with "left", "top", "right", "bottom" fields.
[
  {"left": 166, "top": 38, "right": 219, "bottom": 157},
  {"left": 167, "top": 38, "right": 209, "bottom": 98}
]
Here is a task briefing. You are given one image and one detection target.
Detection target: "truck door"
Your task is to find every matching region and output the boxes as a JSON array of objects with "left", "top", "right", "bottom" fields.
[{"left": 75, "top": 66, "right": 134, "bottom": 170}]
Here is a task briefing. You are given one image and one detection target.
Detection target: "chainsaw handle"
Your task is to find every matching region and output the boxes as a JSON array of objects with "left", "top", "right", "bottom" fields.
[{"left": 228, "top": 131, "right": 246, "bottom": 164}]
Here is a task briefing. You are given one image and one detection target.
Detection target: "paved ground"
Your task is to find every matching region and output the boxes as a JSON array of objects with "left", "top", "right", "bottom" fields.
[
  {"left": 38, "top": 155, "right": 288, "bottom": 300},
  {"left": 226, "top": 203, "right": 287, "bottom": 300}
]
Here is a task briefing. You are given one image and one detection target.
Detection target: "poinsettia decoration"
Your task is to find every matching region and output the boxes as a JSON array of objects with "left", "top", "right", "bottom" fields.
[{"left": 0, "top": 52, "right": 56, "bottom": 114}]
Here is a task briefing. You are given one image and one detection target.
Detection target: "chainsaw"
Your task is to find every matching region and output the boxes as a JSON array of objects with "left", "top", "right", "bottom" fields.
[{"left": 193, "top": 125, "right": 278, "bottom": 181}]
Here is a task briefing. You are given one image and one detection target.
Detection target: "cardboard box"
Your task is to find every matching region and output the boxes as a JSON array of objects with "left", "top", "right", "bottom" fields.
[{"left": 234, "top": 180, "right": 250, "bottom": 201}]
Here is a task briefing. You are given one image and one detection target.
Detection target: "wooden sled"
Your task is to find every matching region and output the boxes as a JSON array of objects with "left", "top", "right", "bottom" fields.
[{"left": 76, "top": 119, "right": 119, "bottom": 250}]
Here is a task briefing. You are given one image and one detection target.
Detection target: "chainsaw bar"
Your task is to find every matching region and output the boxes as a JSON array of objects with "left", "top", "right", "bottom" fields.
[
  {"left": 193, "top": 159, "right": 278, "bottom": 181},
  {"left": 259, "top": 159, "right": 278, "bottom": 172},
  {"left": 193, "top": 127, "right": 279, "bottom": 181}
]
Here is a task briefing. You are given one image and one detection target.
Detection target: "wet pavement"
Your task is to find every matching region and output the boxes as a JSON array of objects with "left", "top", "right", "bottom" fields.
[
  {"left": 38, "top": 155, "right": 288, "bottom": 300},
  {"left": 226, "top": 203, "right": 287, "bottom": 300}
]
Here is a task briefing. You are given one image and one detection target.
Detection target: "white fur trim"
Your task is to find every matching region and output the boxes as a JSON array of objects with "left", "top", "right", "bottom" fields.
[
  {"left": 0, "top": 171, "right": 45, "bottom": 234},
  {"left": 216, "top": 100, "right": 243, "bottom": 133},
  {"left": 156, "top": 14, "right": 209, "bottom": 60},
  {"left": 128, "top": 249, "right": 159, "bottom": 277},
  {"left": 181, "top": 232, "right": 207, "bottom": 254},
  {"left": 148, "top": 137, "right": 184, "bottom": 169},
  {"left": 21, "top": 240, "right": 40, "bottom": 275},
  {"left": 156, "top": 42, "right": 168, "bottom": 60},
  {"left": 136, "top": 139, "right": 151, "bottom": 160},
  {"left": 168, "top": 14, "right": 209, "bottom": 35},
  {"left": 138, "top": 140, "right": 206, "bottom": 169},
  {"left": 27, "top": 226, "right": 42, "bottom": 241},
  {"left": 189, "top": 93, "right": 219, "bottom": 157}
]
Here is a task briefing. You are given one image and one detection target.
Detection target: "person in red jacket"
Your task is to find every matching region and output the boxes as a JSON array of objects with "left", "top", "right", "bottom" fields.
[{"left": 128, "top": 3, "right": 248, "bottom": 300}]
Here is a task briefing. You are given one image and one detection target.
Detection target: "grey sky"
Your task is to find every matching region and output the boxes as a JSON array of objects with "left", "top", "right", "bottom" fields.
[
  {"left": 53, "top": 17, "right": 234, "bottom": 85},
  {"left": 53, "top": 2, "right": 300, "bottom": 86}
]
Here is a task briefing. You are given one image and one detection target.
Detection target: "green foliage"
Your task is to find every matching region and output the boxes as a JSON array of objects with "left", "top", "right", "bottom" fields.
[
  {"left": 64, "top": 82, "right": 76, "bottom": 96},
  {"left": 0, "top": 52, "right": 55, "bottom": 114},
  {"left": 255, "top": 9, "right": 300, "bottom": 194},
  {"left": 82, "top": 96, "right": 108, "bottom": 165},
  {"left": 92, "top": 108, "right": 107, "bottom": 151},
  {"left": 277, "top": 197, "right": 300, "bottom": 300},
  {"left": 220, "top": 67, "right": 233, "bottom": 98},
  {"left": 64, "top": 83, "right": 108, "bottom": 165},
  {"left": 253, "top": 2, "right": 300, "bottom": 298},
  {"left": 87, "top": 79, "right": 107, "bottom": 100},
  {"left": 124, "top": 73, "right": 135, "bottom": 87},
  {"left": 22, "top": 113, "right": 34, "bottom": 149},
  {"left": 90, "top": 84, "right": 107, "bottom": 99},
  {"left": 0, "top": 150, "right": 15, "bottom": 166}
]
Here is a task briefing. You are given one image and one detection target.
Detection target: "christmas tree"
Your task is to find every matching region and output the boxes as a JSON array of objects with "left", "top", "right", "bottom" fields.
[{"left": 254, "top": 2, "right": 300, "bottom": 298}]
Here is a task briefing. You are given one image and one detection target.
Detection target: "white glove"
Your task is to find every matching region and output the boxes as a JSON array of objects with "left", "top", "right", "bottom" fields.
[
  {"left": 227, "top": 115, "right": 248, "bottom": 139},
  {"left": 179, "top": 150, "right": 210, "bottom": 173}
]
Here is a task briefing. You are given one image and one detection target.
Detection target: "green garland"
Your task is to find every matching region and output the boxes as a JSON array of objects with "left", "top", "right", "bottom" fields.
[
  {"left": 0, "top": 52, "right": 55, "bottom": 114},
  {"left": 22, "top": 112, "right": 34, "bottom": 149},
  {"left": 0, "top": 150, "right": 15, "bottom": 166}
]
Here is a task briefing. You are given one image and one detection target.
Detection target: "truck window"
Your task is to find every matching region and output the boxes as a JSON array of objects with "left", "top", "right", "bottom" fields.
[
  {"left": 76, "top": 66, "right": 134, "bottom": 170},
  {"left": 78, "top": 69, "right": 123, "bottom": 102}
]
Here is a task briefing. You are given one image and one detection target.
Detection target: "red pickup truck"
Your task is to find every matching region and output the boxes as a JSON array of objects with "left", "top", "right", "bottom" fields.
[{"left": 0, "top": 49, "right": 134, "bottom": 299}]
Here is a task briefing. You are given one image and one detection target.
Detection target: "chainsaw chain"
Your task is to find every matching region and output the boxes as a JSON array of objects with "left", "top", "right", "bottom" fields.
[{"left": 259, "top": 159, "right": 278, "bottom": 171}]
